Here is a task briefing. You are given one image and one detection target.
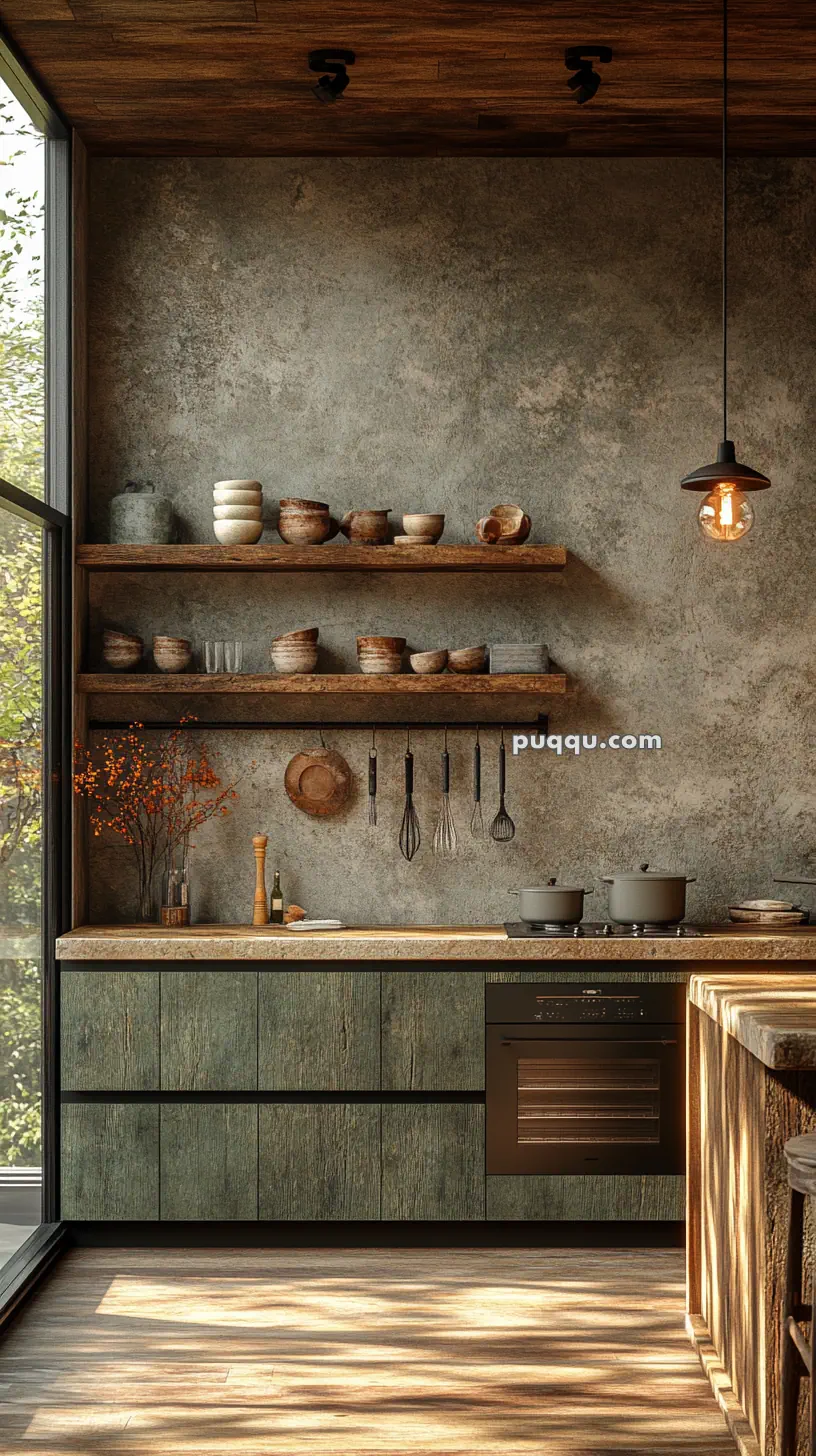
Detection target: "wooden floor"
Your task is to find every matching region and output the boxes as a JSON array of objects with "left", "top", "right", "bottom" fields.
[{"left": 0, "top": 1247, "right": 735, "bottom": 1455}]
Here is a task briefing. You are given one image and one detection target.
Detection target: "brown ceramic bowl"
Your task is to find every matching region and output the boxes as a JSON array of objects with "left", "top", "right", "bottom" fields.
[
  {"left": 357, "top": 636, "right": 406, "bottom": 653},
  {"left": 409, "top": 649, "right": 448, "bottom": 675},
  {"left": 402, "top": 512, "right": 445, "bottom": 542},
  {"left": 447, "top": 644, "right": 487, "bottom": 674},
  {"left": 277, "top": 509, "right": 334, "bottom": 546},
  {"left": 273, "top": 627, "right": 319, "bottom": 644},
  {"left": 103, "top": 628, "right": 143, "bottom": 671},
  {"left": 270, "top": 642, "right": 318, "bottom": 675},
  {"left": 153, "top": 635, "right": 192, "bottom": 673},
  {"left": 358, "top": 656, "right": 402, "bottom": 676},
  {"left": 476, "top": 504, "right": 531, "bottom": 545},
  {"left": 279, "top": 498, "right": 329, "bottom": 512}
]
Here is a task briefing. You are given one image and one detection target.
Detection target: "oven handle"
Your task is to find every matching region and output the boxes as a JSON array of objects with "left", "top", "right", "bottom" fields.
[{"left": 499, "top": 1037, "right": 678, "bottom": 1046}]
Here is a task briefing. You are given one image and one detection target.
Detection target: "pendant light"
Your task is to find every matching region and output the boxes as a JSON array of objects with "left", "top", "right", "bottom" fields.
[{"left": 680, "top": 0, "right": 770, "bottom": 540}]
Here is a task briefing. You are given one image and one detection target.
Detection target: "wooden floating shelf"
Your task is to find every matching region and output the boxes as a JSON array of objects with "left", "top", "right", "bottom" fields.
[
  {"left": 76, "top": 543, "right": 567, "bottom": 573},
  {"left": 78, "top": 672, "right": 567, "bottom": 726},
  {"left": 78, "top": 673, "right": 567, "bottom": 696}
]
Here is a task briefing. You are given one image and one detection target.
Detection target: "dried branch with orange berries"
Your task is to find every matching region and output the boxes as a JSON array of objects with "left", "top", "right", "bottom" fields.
[{"left": 73, "top": 719, "right": 243, "bottom": 920}]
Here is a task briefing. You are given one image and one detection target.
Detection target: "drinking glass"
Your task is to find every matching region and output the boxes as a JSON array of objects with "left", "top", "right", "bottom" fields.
[
  {"left": 224, "top": 641, "right": 244, "bottom": 673},
  {"left": 204, "top": 640, "right": 224, "bottom": 673}
]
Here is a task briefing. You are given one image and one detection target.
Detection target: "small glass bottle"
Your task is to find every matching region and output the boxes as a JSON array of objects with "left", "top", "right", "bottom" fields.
[
  {"left": 161, "top": 854, "right": 191, "bottom": 926},
  {"left": 270, "top": 870, "right": 284, "bottom": 924}
]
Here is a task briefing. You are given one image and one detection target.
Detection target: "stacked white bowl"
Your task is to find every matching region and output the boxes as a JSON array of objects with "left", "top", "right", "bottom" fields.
[{"left": 212, "top": 480, "right": 263, "bottom": 545}]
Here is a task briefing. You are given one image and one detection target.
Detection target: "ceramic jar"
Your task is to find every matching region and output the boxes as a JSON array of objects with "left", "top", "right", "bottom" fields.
[{"left": 110, "top": 482, "right": 174, "bottom": 544}]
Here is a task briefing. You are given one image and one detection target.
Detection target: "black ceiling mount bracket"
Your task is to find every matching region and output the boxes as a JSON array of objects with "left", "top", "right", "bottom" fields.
[
  {"left": 308, "top": 48, "right": 356, "bottom": 103},
  {"left": 564, "top": 45, "right": 612, "bottom": 105}
]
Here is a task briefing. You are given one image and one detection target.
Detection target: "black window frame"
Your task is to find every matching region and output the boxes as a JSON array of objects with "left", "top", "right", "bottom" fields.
[{"left": 0, "top": 28, "right": 72, "bottom": 1317}]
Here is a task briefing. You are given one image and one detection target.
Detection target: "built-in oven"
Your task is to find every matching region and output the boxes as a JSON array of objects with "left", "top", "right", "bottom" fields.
[{"left": 486, "top": 981, "right": 685, "bottom": 1176}]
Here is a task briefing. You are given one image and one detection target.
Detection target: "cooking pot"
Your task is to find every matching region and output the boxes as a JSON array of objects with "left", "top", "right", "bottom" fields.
[
  {"left": 510, "top": 879, "right": 592, "bottom": 927},
  {"left": 601, "top": 863, "right": 695, "bottom": 925}
]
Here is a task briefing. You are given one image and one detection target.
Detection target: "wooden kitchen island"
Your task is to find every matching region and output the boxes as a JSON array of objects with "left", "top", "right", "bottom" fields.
[{"left": 687, "top": 973, "right": 816, "bottom": 1456}]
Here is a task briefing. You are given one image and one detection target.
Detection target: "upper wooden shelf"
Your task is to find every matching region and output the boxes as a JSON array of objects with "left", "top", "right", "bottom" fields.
[
  {"left": 78, "top": 672, "right": 567, "bottom": 696},
  {"left": 76, "top": 543, "right": 567, "bottom": 573}
]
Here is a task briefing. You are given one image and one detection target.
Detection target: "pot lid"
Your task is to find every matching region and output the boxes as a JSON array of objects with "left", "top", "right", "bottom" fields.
[
  {"left": 515, "top": 880, "right": 587, "bottom": 894},
  {"left": 605, "top": 862, "right": 688, "bottom": 881}
]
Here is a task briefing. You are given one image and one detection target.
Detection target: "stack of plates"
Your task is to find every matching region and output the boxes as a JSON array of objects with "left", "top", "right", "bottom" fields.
[
  {"left": 728, "top": 899, "right": 808, "bottom": 925},
  {"left": 489, "top": 642, "right": 549, "bottom": 675}
]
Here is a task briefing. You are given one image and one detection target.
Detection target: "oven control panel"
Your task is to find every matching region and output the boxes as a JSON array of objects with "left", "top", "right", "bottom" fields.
[
  {"left": 486, "top": 980, "right": 686, "bottom": 1026},
  {"left": 533, "top": 993, "right": 645, "bottom": 1022}
]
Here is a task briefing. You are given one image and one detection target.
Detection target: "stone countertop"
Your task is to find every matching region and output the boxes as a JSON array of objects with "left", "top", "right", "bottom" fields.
[
  {"left": 689, "top": 972, "right": 816, "bottom": 1068},
  {"left": 57, "top": 924, "right": 816, "bottom": 963}
]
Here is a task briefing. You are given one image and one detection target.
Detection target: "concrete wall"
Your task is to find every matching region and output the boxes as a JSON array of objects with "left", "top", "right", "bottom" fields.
[{"left": 86, "top": 158, "right": 816, "bottom": 926}]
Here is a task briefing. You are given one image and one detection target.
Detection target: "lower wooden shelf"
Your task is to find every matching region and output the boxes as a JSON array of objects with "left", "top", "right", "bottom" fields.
[{"left": 78, "top": 672, "right": 567, "bottom": 725}]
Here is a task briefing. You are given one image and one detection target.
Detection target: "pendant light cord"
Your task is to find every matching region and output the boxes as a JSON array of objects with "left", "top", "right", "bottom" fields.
[{"left": 722, "top": 0, "right": 728, "bottom": 442}]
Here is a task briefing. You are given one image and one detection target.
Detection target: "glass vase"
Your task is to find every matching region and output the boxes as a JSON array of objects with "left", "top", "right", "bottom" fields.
[{"left": 161, "top": 856, "right": 191, "bottom": 927}]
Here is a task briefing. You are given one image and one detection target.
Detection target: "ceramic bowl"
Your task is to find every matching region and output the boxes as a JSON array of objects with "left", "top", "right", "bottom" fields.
[
  {"left": 402, "top": 513, "right": 445, "bottom": 542},
  {"left": 214, "top": 489, "right": 260, "bottom": 506},
  {"left": 273, "top": 627, "right": 319, "bottom": 644},
  {"left": 102, "top": 629, "right": 143, "bottom": 671},
  {"left": 270, "top": 642, "right": 318, "bottom": 674},
  {"left": 447, "top": 643, "right": 487, "bottom": 673},
  {"left": 214, "top": 519, "right": 263, "bottom": 546},
  {"left": 277, "top": 509, "right": 334, "bottom": 545},
  {"left": 393, "top": 534, "right": 437, "bottom": 546},
  {"left": 214, "top": 479, "right": 262, "bottom": 491},
  {"left": 213, "top": 503, "right": 263, "bottom": 521},
  {"left": 409, "top": 649, "right": 448, "bottom": 675},
  {"left": 153, "top": 635, "right": 192, "bottom": 673},
  {"left": 280, "top": 498, "right": 329, "bottom": 512},
  {"left": 341, "top": 509, "right": 391, "bottom": 545},
  {"left": 358, "top": 655, "right": 402, "bottom": 676},
  {"left": 357, "top": 636, "right": 406, "bottom": 654}
]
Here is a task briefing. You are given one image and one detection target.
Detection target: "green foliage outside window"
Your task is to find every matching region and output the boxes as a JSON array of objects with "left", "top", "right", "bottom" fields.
[{"left": 0, "top": 90, "right": 44, "bottom": 1167}]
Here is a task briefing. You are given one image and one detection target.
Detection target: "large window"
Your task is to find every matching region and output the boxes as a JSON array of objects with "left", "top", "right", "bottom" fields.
[{"left": 0, "top": 41, "right": 69, "bottom": 1293}]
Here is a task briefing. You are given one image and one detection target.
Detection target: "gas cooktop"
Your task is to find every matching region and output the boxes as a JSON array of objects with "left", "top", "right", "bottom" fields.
[{"left": 504, "top": 920, "right": 814, "bottom": 939}]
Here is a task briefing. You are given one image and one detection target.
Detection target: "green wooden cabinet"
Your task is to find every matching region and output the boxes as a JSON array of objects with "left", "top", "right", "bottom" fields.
[
  {"left": 381, "top": 969, "right": 485, "bottom": 1090},
  {"left": 61, "top": 968, "right": 159, "bottom": 1091},
  {"left": 161, "top": 970, "right": 257, "bottom": 1091},
  {"left": 259, "top": 1103, "right": 380, "bottom": 1220},
  {"left": 381, "top": 1103, "right": 484, "bottom": 1220},
  {"left": 258, "top": 970, "right": 380, "bottom": 1090},
  {"left": 486, "top": 1174, "right": 685, "bottom": 1221},
  {"left": 61, "top": 1103, "right": 159, "bottom": 1219},
  {"left": 160, "top": 1104, "right": 258, "bottom": 1220}
]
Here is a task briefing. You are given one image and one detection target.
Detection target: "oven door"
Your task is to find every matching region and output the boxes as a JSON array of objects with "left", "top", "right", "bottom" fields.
[{"left": 486, "top": 1024, "right": 684, "bottom": 1175}]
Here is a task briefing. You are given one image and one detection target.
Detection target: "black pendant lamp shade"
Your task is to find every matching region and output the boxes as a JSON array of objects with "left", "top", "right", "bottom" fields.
[
  {"left": 680, "top": 0, "right": 770, "bottom": 509},
  {"left": 680, "top": 440, "right": 770, "bottom": 491}
]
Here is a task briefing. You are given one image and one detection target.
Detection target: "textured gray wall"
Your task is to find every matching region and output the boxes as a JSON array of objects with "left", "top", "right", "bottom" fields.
[{"left": 87, "top": 158, "right": 816, "bottom": 925}]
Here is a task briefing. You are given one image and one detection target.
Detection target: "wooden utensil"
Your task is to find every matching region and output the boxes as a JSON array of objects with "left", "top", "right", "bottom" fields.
[
  {"left": 285, "top": 748, "right": 352, "bottom": 816},
  {"left": 252, "top": 834, "right": 269, "bottom": 925}
]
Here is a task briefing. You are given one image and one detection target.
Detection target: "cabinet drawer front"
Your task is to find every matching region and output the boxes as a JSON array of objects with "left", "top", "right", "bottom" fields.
[
  {"left": 382, "top": 971, "right": 485, "bottom": 1090},
  {"left": 486, "top": 1174, "right": 685, "bottom": 1222},
  {"left": 259, "top": 971, "right": 380, "bottom": 1090},
  {"left": 61, "top": 970, "right": 160, "bottom": 1091},
  {"left": 61, "top": 1103, "right": 159, "bottom": 1220},
  {"left": 160, "top": 1104, "right": 258, "bottom": 1220},
  {"left": 259, "top": 1103, "right": 380, "bottom": 1220},
  {"left": 381, "top": 1103, "right": 485, "bottom": 1221},
  {"left": 161, "top": 971, "right": 258, "bottom": 1091}
]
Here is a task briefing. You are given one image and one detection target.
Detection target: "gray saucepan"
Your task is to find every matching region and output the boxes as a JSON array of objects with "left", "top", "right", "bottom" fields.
[
  {"left": 510, "top": 880, "right": 593, "bottom": 926},
  {"left": 601, "top": 863, "right": 695, "bottom": 925}
]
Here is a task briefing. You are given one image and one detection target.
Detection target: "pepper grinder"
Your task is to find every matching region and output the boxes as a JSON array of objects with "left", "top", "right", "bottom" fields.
[{"left": 252, "top": 834, "right": 269, "bottom": 925}]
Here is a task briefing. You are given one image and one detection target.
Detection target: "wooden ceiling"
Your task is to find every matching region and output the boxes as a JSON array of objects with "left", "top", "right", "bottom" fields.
[{"left": 2, "top": 0, "right": 815, "bottom": 156}]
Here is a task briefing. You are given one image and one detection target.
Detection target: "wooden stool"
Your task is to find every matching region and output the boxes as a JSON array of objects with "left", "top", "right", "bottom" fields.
[{"left": 781, "top": 1133, "right": 816, "bottom": 1454}]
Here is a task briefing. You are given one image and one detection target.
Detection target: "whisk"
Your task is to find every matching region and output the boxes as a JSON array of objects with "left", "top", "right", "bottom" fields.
[
  {"left": 490, "top": 727, "right": 516, "bottom": 843},
  {"left": 470, "top": 724, "right": 485, "bottom": 838},
  {"left": 433, "top": 726, "right": 458, "bottom": 859},
  {"left": 368, "top": 726, "right": 377, "bottom": 827},
  {"left": 399, "top": 726, "right": 421, "bottom": 862}
]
